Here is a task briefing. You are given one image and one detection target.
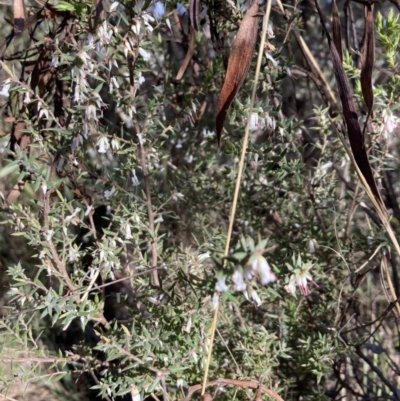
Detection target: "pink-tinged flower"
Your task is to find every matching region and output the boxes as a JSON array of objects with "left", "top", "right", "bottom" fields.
[
  {"left": 285, "top": 263, "right": 316, "bottom": 296},
  {"left": 249, "top": 253, "right": 277, "bottom": 285}
]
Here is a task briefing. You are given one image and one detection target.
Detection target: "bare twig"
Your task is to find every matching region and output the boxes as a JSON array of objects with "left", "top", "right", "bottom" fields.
[{"left": 135, "top": 122, "right": 160, "bottom": 287}]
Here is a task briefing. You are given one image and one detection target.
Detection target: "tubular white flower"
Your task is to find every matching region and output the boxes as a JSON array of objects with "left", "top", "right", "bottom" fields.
[
  {"left": 131, "top": 385, "right": 141, "bottom": 401},
  {"left": 233, "top": 270, "right": 246, "bottom": 292},
  {"left": 284, "top": 275, "right": 296, "bottom": 294},
  {"left": 139, "top": 48, "right": 151, "bottom": 61},
  {"left": 0, "top": 82, "right": 10, "bottom": 98},
  {"left": 97, "top": 136, "right": 110, "bottom": 153},
  {"left": 131, "top": 170, "right": 140, "bottom": 186},
  {"left": 250, "top": 253, "right": 277, "bottom": 285},
  {"left": 24, "top": 91, "right": 31, "bottom": 104},
  {"left": 215, "top": 276, "right": 228, "bottom": 292},
  {"left": 285, "top": 263, "right": 315, "bottom": 296},
  {"left": 109, "top": 1, "right": 120, "bottom": 12},
  {"left": 125, "top": 224, "right": 133, "bottom": 239},
  {"left": 104, "top": 186, "right": 117, "bottom": 199},
  {"left": 250, "top": 289, "right": 262, "bottom": 306}
]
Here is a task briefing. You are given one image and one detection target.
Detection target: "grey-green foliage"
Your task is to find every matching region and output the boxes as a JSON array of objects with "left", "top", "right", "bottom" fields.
[{"left": 1, "top": 1, "right": 400, "bottom": 401}]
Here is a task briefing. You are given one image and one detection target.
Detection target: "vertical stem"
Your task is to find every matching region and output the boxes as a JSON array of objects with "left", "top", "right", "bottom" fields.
[
  {"left": 136, "top": 122, "right": 160, "bottom": 287},
  {"left": 200, "top": 0, "right": 272, "bottom": 395}
]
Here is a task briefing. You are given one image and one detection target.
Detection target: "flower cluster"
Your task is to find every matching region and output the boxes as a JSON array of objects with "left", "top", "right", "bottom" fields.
[{"left": 285, "top": 262, "right": 316, "bottom": 296}]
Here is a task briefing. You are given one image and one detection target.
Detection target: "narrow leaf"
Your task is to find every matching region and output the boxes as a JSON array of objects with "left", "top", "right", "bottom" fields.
[
  {"left": 189, "top": 0, "right": 200, "bottom": 31},
  {"left": 13, "top": 0, "right": 25, "bottom": 38},
  {"left": 361, "top": 4, "right": 374, "bottom": 116},
  {"left": 314, "top": 0, "right": 383, "bottom": 206},
  {"left": 176, "top": 26, "right": 196, "bottom": 80},
  {"left": 216, "top": 0, "right": 259, "bottom": 147},
  {"left": 331, "top": 0, "right": 342, "bottom": 62}
]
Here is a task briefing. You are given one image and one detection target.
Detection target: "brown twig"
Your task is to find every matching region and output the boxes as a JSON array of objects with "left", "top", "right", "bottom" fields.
[
  {"left": 47, "top": 238, "right": 76, "bottom": 292},
  {"left": 135, "top": 122, "right": 160, "bottom": 287}
]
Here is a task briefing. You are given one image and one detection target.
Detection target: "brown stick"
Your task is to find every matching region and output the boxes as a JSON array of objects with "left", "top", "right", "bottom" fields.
[{"left": 136, "top": 122, "right": 160, "bottom": 287}]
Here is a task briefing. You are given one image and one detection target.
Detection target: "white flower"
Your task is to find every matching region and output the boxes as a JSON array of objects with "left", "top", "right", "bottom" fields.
[
  {"left": 284, "top": 275, "right": 296, "bottom": 294},
  {"left": 198, "top": 252, "right": 210, "bottom": 261},
  {"left": 41, "top": 181, "right": 47, "bottom": 195},
  {"left": 215, "top": 276, "right": 228, "bottom": 292},
  {"left": 98, "top": 21, "right": 113, "bottom": 44},
  {"left": 131, "top": 385, "right": 141, "bottom": 401},
  {"left": 110, "top": 76, "right": 119, "bottom": 93},
  {"left": 265, "top": 51, "right": 279, "bottom": 67},
  {"left": 24, "top": 91, "right": 31, "bottom": 104},
  {"left": 267, "top": 22, "right": 275, "bottom": 38},
  {"left": 87, "top": 34, "right": 95, "bottom": 48},
  {"left": 97, "top": 136, "right": 110, "bottom": 153},
  {"left": 137, "top": 72, "right": 145, "bottom": 85},
  {"left": 74, "top": 83, "right": 81, "bottom": 103},
  {"left": 51, "top": 56, "right": 59, "bottom": 68},
  {"left": 69, "top": 245, "right": 80, "bottom": 262},
  {"left": 109, "top": 1, "right": 120, "bottom": 12},
  {"left": 104, "top": 186, "right": 117, "bottom": 199},
  {"left": 154, "top": 215, "right": 164, "bottom": 224},
  {"left": 233, "top": 270, "right": 246, "bottom": 292},
  {"left": 39, "top": 108, "right": 49, "bottom": 119},
  {"left": 185, "top": 315, "right": 192, "bottom": 333},
  {"left": 285, "top": 263, "right": 315, "bottom": 296},
  {"left": 250, "top": 289, "right": 262, "bottom": 306},
  {"left": 125, "top": 224, "right": 133, "bottom": 239},
  {"left": 177, "top": 378, "right": 184, "bottom": 388},
  {"left": 46, "top": 230, "right": 54, "bottom": 241},
  {"left": 66, "top": 207, "right": 81, "bottom": 221},
  {"left": 309, "top": 238, "right": 317, "bottom": 254},
  {"left": 0, "top": 82, "right": 10, "bottom": 97},
  {"left": 111, "top": 137, "right": 119, "bottom": 150},
  {"left": 85, "top": 204, "right": 93, "bottom": 216},
  {"left": 131, "top": 170, "right": 140, "bottom": 186},
  {"left": 382, "top": 108, "right": 400, "bottom": 138},
  {"left": 250, "top": 253, "right": 277, "bottom": 285},
  {"left": 86, "top": 104, "right": 97, "bottom": 120},
  {"left": 139, "top": 48, "right": 151, "bottom": 61},
  {"left": 249, "top": 113, "right": 258, "bottom": 131},
  {"left": 153, "top": 1, "right": 165, "bottom": 19},
  {"left": 177, "top": 3, "right": 187, "bottom": 16},
  {"left": 137, "top": 133, "right": 144, "bottom": 145}
]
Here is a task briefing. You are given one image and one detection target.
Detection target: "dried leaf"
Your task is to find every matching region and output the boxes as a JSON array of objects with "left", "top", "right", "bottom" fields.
[
  {"left": 176, "top": 26, "right": 196, "bottom": 80},
  {"left": 189, "top": 0, "right": 200, "bottom": 31},
  {"left": 314, "top": 0, "right": 383, "bottom": 206},
  {"left": 361, "top": 4, "right": 374, "bottom": 116},
  {"left": 216, "top": 0, "right": 259, "bottom": 146},
  {"left": 331, "top": 0, "right": 342, "bottom": 62},
  {"left": 13, "top": 0, "right": 25, "bottom": 38}
]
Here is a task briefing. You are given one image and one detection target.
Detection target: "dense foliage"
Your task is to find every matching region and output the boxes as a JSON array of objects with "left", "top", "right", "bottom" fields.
[{"left": 1, "top": 1, "right": 400, "bottom": 400}]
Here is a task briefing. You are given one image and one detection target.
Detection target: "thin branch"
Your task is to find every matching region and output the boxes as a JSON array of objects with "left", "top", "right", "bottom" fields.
[{"left": 135, "top": 122, "right": 160, "bottom": 287}]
